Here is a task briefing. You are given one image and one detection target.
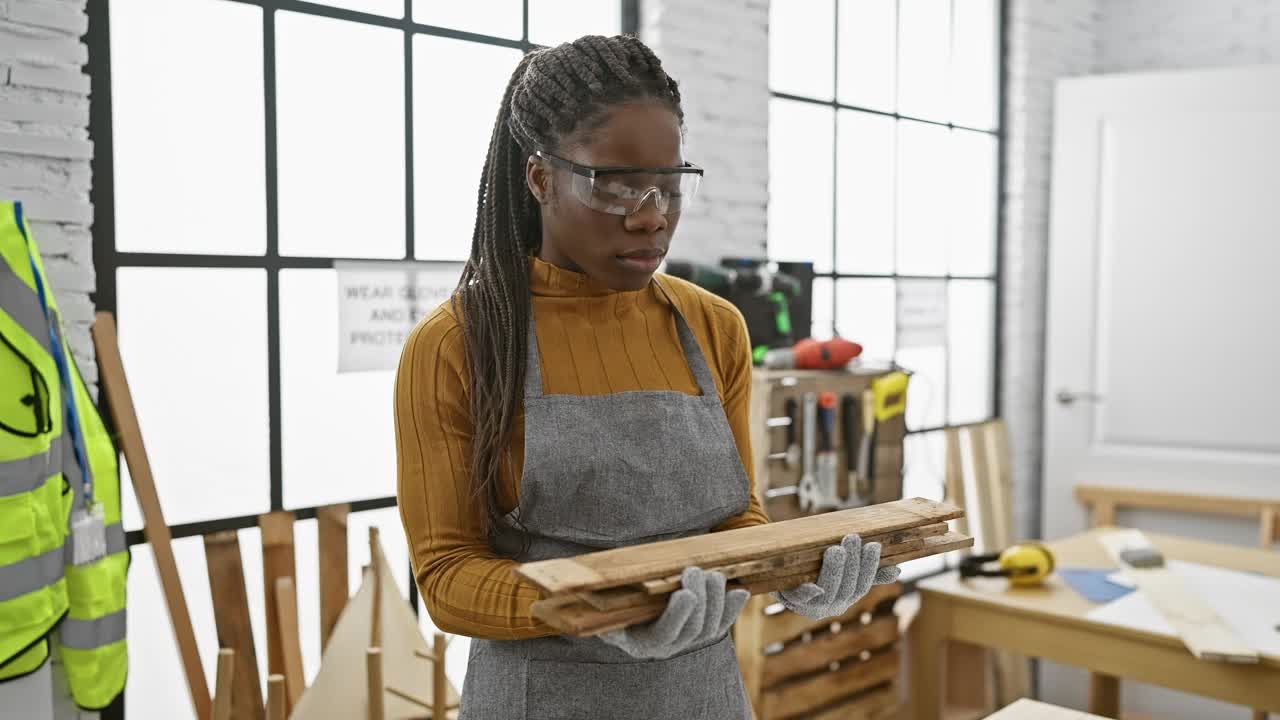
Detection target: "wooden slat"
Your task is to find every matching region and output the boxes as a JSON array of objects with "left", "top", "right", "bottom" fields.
[
  {"left": 266, "top": 675, "right": 286, "bottom": 720},
  {"left": 259, "top": 510, "right": 297, "bottom": 713},
  {"left": 93, "top": 313, "right": 212, "bottom": 720},
  {"left": 516, "top": 497, "right": 963, "bottom": 595},
  {"left": 639, "top": 523, "right": 948, "bottom": 596},
  {"left": 762, "top": 582, "right": 902, "bottom": 647},
  {"left": 203, "top": 531, "right": 266, "bottom": 720},
  {"left": 735, "top": 594, "right": 770, "bottom": 708},
  {"left": 432, "top": 633, "right": 449, "bottom": 720},
  {"left": 762, "top": 614, "right": 898, "bottom": 687},
  {"left": 318, "top": 503, "right": 350, "bottom": 651},
  {"left": 759, "top": 649, "right": 899, "bottom": 720},
  {"left": 367, "top": 648, "right": 384, "bottom": 720},
  {"left": 275, "top": 577, "right": 306, "bottom": 708},
  {"left": 533, "top": 534, "right": 968, "bottom": 636},
  {"left": 212, "top": 649, "right": 235, "bottom": 720},
  {"left": 806, "top": 684, "right": 898, "bottom": 720},
  {"left": 983, "top": 421, "right": 1015, "bottom": 549}
]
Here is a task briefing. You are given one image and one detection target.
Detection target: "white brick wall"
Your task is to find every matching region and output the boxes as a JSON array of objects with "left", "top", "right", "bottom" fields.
[
  {"left": 0, "top": 0, "right": 96, "bottom": 391},
  {"left": 641, "top": 0, "right": 770, "bottom": 264}
]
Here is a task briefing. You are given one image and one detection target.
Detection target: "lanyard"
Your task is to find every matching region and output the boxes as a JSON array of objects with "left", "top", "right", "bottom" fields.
[{"left": 15, "top": 203, "right": 93, "bottom": 505}]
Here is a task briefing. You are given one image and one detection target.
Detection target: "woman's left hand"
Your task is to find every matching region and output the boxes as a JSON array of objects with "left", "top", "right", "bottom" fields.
[{"left": 772, "top": 534, "right": 901, "bottom": 620}]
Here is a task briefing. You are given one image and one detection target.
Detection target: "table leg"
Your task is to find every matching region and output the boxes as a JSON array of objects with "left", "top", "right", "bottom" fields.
[
  {"left": 1088, "top": 672, "right": 1120, "bottom": 718},
  {"left": 910, "top": 594, "right": 951, "bottom": 720}
]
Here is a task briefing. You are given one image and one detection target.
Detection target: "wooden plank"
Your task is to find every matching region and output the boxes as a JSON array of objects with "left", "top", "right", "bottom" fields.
[
  {"left": 806, "top": 685, "right": 899, "bottom": 720},
  {"left": 639, "top": 523, "right": 948, "bottom": 596},
  {"left": 735, "top": 594, "right": 770, "bottom": 708},
  {"left": 1098, "top": 529, "right": 1259, "bottom": 663},
  {"left": 944, "top": 428, "right": 969, "bottom": 539},
  {"left": 515, "top": 498, "right": 963, "bottom": 595},
  {"left": 266, "top": 675, "right": 286, "bottom": 720},
  {"left": 203, "top": 531, "right": 266, "bottom": 720},
  {"left": 367, "top": 648, "right": 384, "bottom": 720},
  {"left": 259, "top": 511, "right": 298, "bottom": 713},
  {"left": 317, "top": 503, "right": 350, "bottom": 651},
  {"left": 212, "top": 649, "right": 235, "bottom": 720},
  {"left": 759, "top": 649, "right": 898, "bottom": 720},
  {"left": 275, "top": 577, "right": 306, "bottom": 708},
  {"left": 1261, "top": 507, "right": 1278, "bottom": 548},
  {"left": 432, "top": 633, "right": 449, "bottom": 720},
  {"left": 761, "top": 614, "right": 898, "bottom": 687},
  {"left": 92, "top": 313, "right": 212, "bottom": 720},
  {"left": 533, "top": 534, "right": 968, "bottom": 636},
  {"left": 762, "top": 582, "right": 903, "bottom": 647}
]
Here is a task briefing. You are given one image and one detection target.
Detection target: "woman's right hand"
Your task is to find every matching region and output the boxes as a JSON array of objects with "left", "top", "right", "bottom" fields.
[{"left": 597, "top": 566, "right": 749, "bottom": 660}]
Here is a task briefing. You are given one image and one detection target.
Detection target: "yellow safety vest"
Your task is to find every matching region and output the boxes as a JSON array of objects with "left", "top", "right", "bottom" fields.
[{"left": 0, "top": 201, "right": 127, "bottom": 709}]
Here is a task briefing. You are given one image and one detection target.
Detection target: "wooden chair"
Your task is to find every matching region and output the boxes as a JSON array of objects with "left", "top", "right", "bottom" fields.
[
  {"left": 939, "top": 419, "right": 1031, "bottom": 716},
  {"left": 1077, "top": 484, "right": 1278, "bottom": 720}
]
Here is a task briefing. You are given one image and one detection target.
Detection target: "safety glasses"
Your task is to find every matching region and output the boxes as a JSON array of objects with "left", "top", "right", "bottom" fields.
[{"left": 535, "top": 150, "right": 703, "bottom": 216}]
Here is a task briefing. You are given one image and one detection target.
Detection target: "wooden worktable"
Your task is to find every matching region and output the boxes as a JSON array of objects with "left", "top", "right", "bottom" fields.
[{"left": 910, "top": 529, "right": 1280, "bottom": 719}]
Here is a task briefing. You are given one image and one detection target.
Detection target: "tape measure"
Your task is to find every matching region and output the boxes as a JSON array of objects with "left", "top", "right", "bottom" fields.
[{"left": 958, "top": 543, "right": 1056, "bottom": 587}]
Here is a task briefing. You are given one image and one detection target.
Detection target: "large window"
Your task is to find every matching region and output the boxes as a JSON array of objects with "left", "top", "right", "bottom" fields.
[
  {"left": 89, "top": 1, "right": 627, "bottom": 716},
  {"left": 768, "top": 0, "right": 1004, "bottom": 579}
]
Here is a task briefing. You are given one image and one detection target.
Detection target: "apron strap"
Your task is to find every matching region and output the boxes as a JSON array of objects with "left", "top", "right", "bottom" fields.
[{"left": 525, "top": 278, "right": 720, "bottom": 400}]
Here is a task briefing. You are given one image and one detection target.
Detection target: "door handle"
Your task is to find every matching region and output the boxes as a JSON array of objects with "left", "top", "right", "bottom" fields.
[{"left": 1056, "top": 388, "right": 1104, "bottom": 406}]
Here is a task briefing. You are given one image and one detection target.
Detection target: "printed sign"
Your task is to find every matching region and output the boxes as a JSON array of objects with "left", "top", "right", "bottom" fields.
[
  {"left": 896, "top": 279, "right": 948, "bottom": 348},
  {"left": 336, "top": 261, "right": 464, "bottom": 373}
]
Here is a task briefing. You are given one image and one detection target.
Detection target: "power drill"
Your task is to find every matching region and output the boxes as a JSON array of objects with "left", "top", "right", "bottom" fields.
[{"left": 761, "top": 337, "right": 863, "bottom": 370}]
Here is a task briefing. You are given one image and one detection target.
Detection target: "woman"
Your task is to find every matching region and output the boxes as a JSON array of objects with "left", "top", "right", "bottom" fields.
[{"left": 395, "top": 34, "right": 899, "bottom": 719}]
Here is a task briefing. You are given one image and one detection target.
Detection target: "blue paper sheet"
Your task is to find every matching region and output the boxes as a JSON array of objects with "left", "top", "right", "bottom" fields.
[{"left": 1058, "top": 567, "right": 1136, "bottom": 603}]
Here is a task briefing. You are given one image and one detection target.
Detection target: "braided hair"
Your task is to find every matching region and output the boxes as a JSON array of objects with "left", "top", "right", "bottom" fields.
[{"left": 453, "top": 35, "right": 685, "bottom": 538}]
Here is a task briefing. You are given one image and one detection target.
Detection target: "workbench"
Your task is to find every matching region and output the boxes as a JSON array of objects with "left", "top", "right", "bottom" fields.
[{"left": 910, "top": 529, "right": 1280, "bottom": 719}]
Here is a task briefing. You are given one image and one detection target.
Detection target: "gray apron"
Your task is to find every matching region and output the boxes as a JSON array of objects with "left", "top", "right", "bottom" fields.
[{"left": 457, "top": 279, "right": 753, "bottom": 720}]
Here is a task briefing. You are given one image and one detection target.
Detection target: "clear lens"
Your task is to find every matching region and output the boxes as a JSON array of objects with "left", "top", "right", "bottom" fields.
[{"left": 569, "top": 171, "right": 701, "bottom": 216}]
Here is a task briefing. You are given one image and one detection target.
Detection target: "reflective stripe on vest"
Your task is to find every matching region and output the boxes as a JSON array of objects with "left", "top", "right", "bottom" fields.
[
  {"left": 0, "top": 545, "right": 62, "bottom": 603},
  {"left": 59, "top": 608, "right": 126, "bottom": 651},
  {"left": 0, "top": 248, "right": 53, "bottom": 357},
  {"left": 0, "top": 434, "right": 62, "bottom": 497}
]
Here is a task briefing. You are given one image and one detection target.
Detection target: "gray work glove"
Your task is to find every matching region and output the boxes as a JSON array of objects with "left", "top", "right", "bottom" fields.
[
  {"left": 772, "top": 534, "right": 901, "bottom": 620},
  {"left": 598, "top": 566, "right": 749, "bottom": 660}
]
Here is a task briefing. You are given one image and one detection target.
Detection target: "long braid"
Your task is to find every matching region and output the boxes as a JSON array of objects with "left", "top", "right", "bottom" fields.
[{"left": 453, "top": 35, "right": 684, "bottom": 539}]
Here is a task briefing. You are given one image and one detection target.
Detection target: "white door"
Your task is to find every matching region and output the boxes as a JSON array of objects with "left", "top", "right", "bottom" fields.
[{"left": 1040, "top": 65, "right": 1280, "bottom": 718}]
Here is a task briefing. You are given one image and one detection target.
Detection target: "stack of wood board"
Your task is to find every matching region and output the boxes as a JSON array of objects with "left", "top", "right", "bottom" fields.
[{"left": 515, "top": 497, "right": 971, "bottom": 637}]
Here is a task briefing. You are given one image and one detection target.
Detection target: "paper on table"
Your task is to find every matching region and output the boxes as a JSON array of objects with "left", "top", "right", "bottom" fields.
[{"left": 1087, "top": 560, "right": 1280, "bottom": 658}]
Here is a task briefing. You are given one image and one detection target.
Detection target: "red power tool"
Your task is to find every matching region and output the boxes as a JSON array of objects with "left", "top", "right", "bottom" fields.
[{"left": 761, "top": 337, "right": 863, "bottom": 370}]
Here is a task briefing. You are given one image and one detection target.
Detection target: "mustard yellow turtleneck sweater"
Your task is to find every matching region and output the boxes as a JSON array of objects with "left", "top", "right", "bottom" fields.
[{"left": 394, "top": 257, "right": 769, "bottom": 640}]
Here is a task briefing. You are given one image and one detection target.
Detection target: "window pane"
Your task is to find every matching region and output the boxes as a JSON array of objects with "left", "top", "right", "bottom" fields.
[
  {"left": 951, "top": 0, "right": 998, "bottom": 130},
  {"left": 280, "top": 270, "right": 398, "bottom": 508},
  {"left": 949, "top": 129, "right": 997, "bottom": 276},
  {"left": 110, "top": 0, "right": 265, "bottom": 255},
  {"left": 837, "top": 0, "right": 895, "bottom": 111},
  {"left": 810, "top": 277, "right": 834, "bottom": 340},
  {"left": 835, "top": 279, "right": 894, "bottom": 364},
  {"left": 896, "top": 122, "right": 949, "bottom": 276},
  {"left": 414, "top": 37, "right": 522, "bottom": 261},
  {"left": 948, "top": 280, "right": 994, "bottom": 424},
  {"left": 312, "top": 0, "right": 402, "bottom": 18},
  {"left": 897, "top": 0, "right": 950, "bottom": 122},
  {"left": 117, "top": 268, "right": 269, "bottom": 529},
  {"left": 900, "top": 430, "right": 948, "bottom": 578},
  {"left": 769, "top": 99, "right": 834, "bottom": 272},
  {"left": 414, "top": 0, "right": 522, "bottom": 40},
  {"left": 835, "top": 111, "right": 895, "bottom": 274},
  {"left": 769, "top": 0, "right": 835, "bottom": 100},
  {"left": 896, "top": 345, "right": 945, "bottom": 431},
  {"left": 528, "top": 0, "right": 621, "bottom": 46},
  {"left": 276, "top": 12, "right": 404, "bottom": 258}
]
